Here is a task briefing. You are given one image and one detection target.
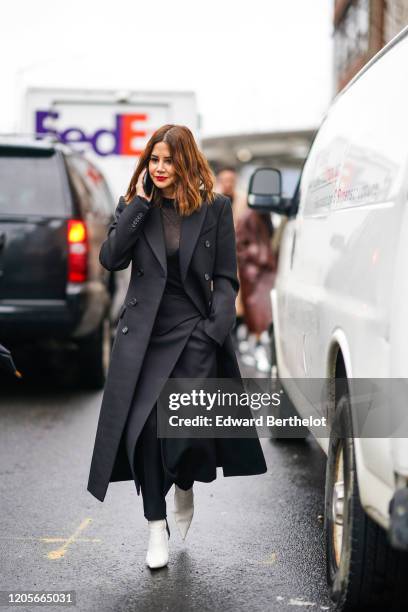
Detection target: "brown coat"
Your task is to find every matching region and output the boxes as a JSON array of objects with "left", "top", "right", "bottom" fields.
[
  {"left": 229, "top": 190, "right": 248, "bottom": 319},
  {"left": 235, "top": 209, "right": 277, "bottom": 334}
]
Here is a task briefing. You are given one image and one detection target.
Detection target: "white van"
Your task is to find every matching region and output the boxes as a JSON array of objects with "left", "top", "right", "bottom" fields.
[{"left": 248, "top": 26, "right": 408, "bottom": 612}]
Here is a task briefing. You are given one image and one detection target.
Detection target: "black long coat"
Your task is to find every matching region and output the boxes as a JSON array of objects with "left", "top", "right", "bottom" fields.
[{"left": 87, "top": 192, "right": 267, "bottom": 502}]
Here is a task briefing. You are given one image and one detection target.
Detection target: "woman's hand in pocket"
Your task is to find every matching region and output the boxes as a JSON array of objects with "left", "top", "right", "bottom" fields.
[{"left": 194, "top": 318, "right": 218, "bottom": 347}]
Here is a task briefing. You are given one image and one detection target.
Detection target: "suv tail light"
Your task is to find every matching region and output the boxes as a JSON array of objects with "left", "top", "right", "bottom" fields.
[{"left": 67, "top": 219, "right": 88, "bottom": 282}]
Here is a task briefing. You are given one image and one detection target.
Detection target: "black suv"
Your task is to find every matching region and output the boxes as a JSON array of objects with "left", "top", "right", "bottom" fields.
[{"left": 0, "top": 136, "right": 115, "bottom": 389}]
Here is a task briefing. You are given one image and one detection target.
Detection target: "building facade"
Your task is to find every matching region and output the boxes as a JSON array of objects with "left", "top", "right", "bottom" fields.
[{"left": 334, "top": 0, "right": 408, "bottom": 92}]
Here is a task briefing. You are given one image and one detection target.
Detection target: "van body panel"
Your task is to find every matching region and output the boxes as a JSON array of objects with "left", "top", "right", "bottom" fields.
[{"left": 273, "top": 31, "right": 408, "bottom": 529}]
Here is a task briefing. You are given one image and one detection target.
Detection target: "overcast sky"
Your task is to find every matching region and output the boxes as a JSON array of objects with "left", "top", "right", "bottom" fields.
[{"left": 1, "top": 0, "right": 334, "bottom": 137}]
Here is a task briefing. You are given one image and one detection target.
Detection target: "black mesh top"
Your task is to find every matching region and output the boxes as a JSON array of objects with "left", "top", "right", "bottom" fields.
[
  {"left": 160, "top": 197, "right": 184, "bottom": 295},
  {"left": 151, "top": 196, "right": 201, "bottom": 334},
  {"left": 161, "top": 197, "right": 181, "bottom": 256}
]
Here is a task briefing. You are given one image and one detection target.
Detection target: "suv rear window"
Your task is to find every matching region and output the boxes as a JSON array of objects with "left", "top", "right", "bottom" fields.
[{"left": 0, "top": 148, "right": 68, "bottom": 216}]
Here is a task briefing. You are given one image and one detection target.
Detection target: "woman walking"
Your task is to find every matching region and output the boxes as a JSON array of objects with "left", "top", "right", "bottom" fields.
[{"left": 87, "top": 124, "right": 267, "bottom": 569}]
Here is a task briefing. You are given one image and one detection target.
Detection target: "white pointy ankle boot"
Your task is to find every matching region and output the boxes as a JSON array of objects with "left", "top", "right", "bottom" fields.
[
  {"left": 145, "top": 519, "right": 169, "bottom": 569},
  {"left": 173, "top": 484, "right": 194, "bottom": 541}
]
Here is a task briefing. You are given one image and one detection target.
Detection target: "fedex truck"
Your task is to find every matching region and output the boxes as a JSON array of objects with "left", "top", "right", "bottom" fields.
[{"left": 20, "top": 87, "right": 199, "bottom": 202}]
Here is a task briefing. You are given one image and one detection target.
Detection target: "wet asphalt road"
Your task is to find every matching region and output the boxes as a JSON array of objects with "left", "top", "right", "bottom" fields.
[{"left": 0, "top": 350, "right": 335, "bottom": 612}]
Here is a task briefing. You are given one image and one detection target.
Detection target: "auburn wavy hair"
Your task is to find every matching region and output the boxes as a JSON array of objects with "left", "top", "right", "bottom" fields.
[{"left": 123, "top": 124, "right": 216, "bottom": 215}]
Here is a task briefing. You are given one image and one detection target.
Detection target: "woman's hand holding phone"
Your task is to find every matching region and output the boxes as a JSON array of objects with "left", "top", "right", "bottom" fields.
[{"left": 136, "top": 168, "right": 154, "bottom": 204}]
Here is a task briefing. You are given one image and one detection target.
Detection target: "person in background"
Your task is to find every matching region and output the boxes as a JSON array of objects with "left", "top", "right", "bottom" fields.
[
  {"left": 235, "top": 207, "right": 277, "bottom": 371},
  {"left": 215, "top": 166, "right": 247, "bottom": 226},
  {"left": 215, "top": 167, "right": 247, "bottom": 342}
]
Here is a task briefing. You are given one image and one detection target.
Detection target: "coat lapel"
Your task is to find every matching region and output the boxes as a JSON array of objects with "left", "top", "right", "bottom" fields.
[
  {"left": 179, "top": 201, "right": 208, "bottom": 283},
  {"left": 142, "top": 200, "right": 208, "bottom": 282},
  {"left": 142, "top": 205, "right": 167, "bottom": 276}
]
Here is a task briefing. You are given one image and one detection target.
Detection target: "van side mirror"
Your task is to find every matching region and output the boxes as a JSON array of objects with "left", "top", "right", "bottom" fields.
[{"left": 248, "top": 167, "right": 291, "bottom": 215}]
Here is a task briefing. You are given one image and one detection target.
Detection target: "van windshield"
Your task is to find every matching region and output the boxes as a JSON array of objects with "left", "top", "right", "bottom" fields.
[{"left": 0, "top": 149, "right": 68, "bottom": 216}]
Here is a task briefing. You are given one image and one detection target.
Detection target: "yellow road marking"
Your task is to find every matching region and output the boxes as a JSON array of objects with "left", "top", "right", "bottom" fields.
[
  {"left": 41, "top": 537, "right": 100, "bottom": 543},
  {"left": 259, "top": 552, "right": 277, "bottom": 565},
  {"left": 0, "top": 536, "right": 100, "bottom": 543},
  {"left": 47, "top": 518, "right": 94, "bottom": 560}
]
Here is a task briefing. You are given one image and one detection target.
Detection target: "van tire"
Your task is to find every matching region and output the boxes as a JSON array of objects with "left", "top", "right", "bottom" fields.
[
  {"left": 325, "top": 393, "right": 408, "bottom": 611},
  {"left": 77, "top": 317, "right": 112, "bottom": 390}
]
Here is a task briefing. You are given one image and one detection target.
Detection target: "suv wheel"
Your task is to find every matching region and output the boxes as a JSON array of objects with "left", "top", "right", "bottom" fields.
[
  {"left": 77, "top": 317, "right": 112, "bottom": 390},
  {"left": 325, "top": 393, "right": 408, "bottom": 611}
]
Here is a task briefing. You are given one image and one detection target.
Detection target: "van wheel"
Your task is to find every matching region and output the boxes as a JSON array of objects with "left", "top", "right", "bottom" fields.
[
  {"left": 325, "top": 393, "right": 408, "bottom": 611},
  {"left": 77, "top": 317, "right": 112, "bottom": 390}
]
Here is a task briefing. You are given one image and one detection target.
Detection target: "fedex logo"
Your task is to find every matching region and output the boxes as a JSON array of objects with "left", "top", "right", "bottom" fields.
[{"left": 35, "top": 110, "right": 149, "bottom": 157}]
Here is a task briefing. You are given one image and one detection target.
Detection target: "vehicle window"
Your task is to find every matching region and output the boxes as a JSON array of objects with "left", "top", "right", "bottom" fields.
[
  {"left": 298, "top": 114, "right": 348, "bottom": 218},
  {"left": 332, "top": 36, "right": 408, "bottom": 211},
  {"left": 300, "top": 36, "right": 408, "bottom": 217},
  {"left": 65, "top": 156, "right": 93, "bottom": 216},
  {"left": 67, "top": 155, "right": 113, "bottom": 217},
  {"left": 0, "top": 149, "right": 68, "bottom": 216}
]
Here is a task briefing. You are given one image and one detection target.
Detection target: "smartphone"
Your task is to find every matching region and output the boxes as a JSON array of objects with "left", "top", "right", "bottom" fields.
[{"left": 142, "top": 168, "right": 154, "bottom": 197}]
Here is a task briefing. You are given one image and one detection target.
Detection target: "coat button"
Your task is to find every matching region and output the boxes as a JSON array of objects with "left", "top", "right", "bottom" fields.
[
  {"left": 205, "top": 240, "right": 211, "bottom": 247},
  {"left": 204, "top": 273, "right": 210, "bottom": 281},
  {"left": 122, "top": 326, "right": 128, "bottom": 334},
  {"left": 128, "top": 297, "right": 138, "bottom": 306},
  {"left": 137, "top": 268, "right": 144, "bottom": 276}
]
